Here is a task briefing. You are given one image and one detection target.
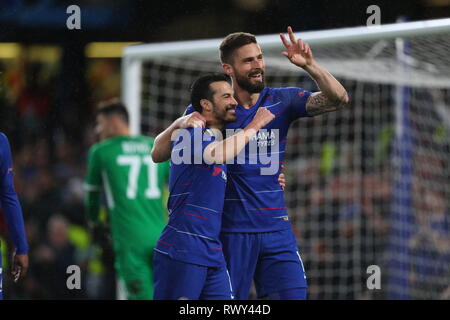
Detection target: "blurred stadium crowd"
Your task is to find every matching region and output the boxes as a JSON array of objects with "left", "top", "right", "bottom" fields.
[{"left": 0, "top": 59, "right": 118, "bottom": 299}]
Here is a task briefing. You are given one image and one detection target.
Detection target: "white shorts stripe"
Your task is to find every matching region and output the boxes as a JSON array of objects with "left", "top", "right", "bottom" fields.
[
  {"left": 170, "top": 192, "right": 190, "bottom": 197},
  {"left": 296, "top": 251, "right": 307, "bottom": 279},
  {"left": 154, "top": 248, "right": 169, "bottom": 255},
  {"left": 226, "top": 269, "right": 234, "bottom": 300},
  {"left": 185, "top": 203, "right": 218, "bottom": 213},
  {"left": 166, "top": 224, "right": 215, "bottom": 241}
]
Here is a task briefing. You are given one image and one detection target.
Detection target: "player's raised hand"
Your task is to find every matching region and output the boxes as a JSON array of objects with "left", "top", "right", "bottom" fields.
[
  {"left": 280, "top": 26, "right": 314, "bottom": 68},
  {"left": 179, "top": 112, "right": 206, "bottom": 129},
  {"left": 251, "top": 107, "right": 275, "bottom": 129}
]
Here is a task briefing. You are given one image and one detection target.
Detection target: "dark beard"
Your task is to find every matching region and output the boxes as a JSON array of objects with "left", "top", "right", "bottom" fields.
[
  {"left": 212, "top": 104, "right": 236, "bottom": 124},
  {"left": 235, "top": 73, "right": 265, "bottom": 94}
]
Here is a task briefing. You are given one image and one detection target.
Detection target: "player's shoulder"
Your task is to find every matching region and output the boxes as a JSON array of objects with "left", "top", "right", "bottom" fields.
[
  {"left": 93, "top": 135, "right": 154, "bottom": 151},
  {"left": 266, "top": 86, "right": 307, "bottom": 96},
  {"left": 0, "top": 132, "right": 10, "bottom": 153},
  {"left": 185, "top": 104, "right": 194, "bottom": 115},
  {"left": 88, "top": 136, "right": 120, "bottom": 154},
  {"left": 0, "top": 132, "right": 7, "bottom": 157},
  {"left": 0, "top": 132, "right": 8, "bottom": 144},
  {"left": 134, "top": 135, "right": 155, "bottom": 145},
  {"left": 266, "top": 87, "right": 311, "bottom": 105},
  {"left": 89, "top": 139, "right": 108, "bottom": 153},
  {"left": 264, "top": 87, "right": 285, "bottom": 95},
  {"left": 263, "top": 87, "right": 288, "bottom": 102}
]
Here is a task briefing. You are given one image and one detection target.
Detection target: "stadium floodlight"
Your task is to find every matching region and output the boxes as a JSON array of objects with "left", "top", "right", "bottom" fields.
[{"left": 122, "top": 19, "right": 450, "bottom": 299}]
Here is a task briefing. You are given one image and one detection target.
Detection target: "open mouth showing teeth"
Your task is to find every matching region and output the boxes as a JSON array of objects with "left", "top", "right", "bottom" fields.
[
  {"left": 249, "top": 70, "right": 263, "bottom": 78},
  {"left": 226, "top": 106, "right": 236, "bottom": 114}
]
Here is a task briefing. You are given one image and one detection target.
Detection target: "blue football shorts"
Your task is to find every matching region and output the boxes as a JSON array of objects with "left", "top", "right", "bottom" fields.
[
  {"left": 220, "top": 229, "right": 307, "bottom": 299},
  {"left": 153, "top": 251, "right": 234, "bottom": 300}
]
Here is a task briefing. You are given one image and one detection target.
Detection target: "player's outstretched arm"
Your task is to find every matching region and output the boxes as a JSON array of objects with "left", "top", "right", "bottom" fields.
[
  {"left": 151, "top": 112, "right": 206, "bottom": 163},
  {"left": 204, "top": 107, "right": 275, "bottom": 164},
  {"left": 280, "top": 26, "right": 349, "bottom": 116}
]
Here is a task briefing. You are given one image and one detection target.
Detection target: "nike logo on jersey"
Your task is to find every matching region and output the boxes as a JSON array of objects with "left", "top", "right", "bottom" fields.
[
  {"left": 212, "top": 167, "right": 222, "bottom": 176},
  {"left": 212, "top": 167, "right": 227, "bottom": 181}
]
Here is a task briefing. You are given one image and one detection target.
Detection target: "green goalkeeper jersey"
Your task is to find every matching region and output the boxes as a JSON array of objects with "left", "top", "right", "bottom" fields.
[{"left": 84, "top": 135, "right": 169, "bottom": 253}]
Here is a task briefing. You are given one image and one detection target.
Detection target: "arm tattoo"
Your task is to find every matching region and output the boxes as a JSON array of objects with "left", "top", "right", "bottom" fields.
[{"left": 306, "top": 91, "right": 348, "bottom": 117}]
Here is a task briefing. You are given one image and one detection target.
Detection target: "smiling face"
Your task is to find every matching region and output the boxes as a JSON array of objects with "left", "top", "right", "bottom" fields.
[
  {"left": 225, "top": 43, "right": 266, "bottom": 94},
  {"left": 206, "top": 81, "right": 238, "bottom": 123}
]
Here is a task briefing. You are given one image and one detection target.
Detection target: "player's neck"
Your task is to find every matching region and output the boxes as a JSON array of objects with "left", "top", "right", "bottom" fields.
[
  {"left": 234, "top": 85, "right": 260, "bottom": 109},
  {"left": 205, "top": 116, "right": 224, "bottom": 131},
  {"left": 116, "top": 125, "right": 130, "bottom": 137}
]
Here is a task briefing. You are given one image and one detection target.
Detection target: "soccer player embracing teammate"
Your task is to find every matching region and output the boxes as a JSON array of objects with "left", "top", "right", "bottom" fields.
[
  {"left": 153, "top": 73, "right": 275, "bottom": 299},
  {"left": 152, "top": 27, "right": 348, "bottom": 300}
]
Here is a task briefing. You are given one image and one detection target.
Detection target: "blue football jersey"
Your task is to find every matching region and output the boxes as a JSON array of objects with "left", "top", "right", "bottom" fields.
[
  {"left": 185, "top": 87, "right": 312, "bottom": 232},
  {"left": 155, "top": 128, "right": 228, "bottom": 267},
  {"left": 0, "top": 133, "right": 28, "bottom": 254}
]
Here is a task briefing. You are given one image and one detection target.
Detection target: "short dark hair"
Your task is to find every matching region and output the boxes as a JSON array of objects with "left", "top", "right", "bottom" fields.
[
  {"left": 190, "top": 73, "right": 231, "bottom": 113},
  {"left": 220, "top": 32, "right": 257, "bottom": 64},
  {"left": 96, "top": 98, "right": 129, "bottom": 124}
]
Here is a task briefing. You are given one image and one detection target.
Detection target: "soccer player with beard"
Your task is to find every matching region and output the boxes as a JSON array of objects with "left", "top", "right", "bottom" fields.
[
  {"left": 151, "top": 27, "right": 349, "bottom": 300},
  {"left": 153, "top": 73, "right": 274, "bottom": 300}
]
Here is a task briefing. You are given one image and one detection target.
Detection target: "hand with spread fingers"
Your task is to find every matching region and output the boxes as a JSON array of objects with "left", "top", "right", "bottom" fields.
[{"left": 280, "top": 26, "right": 315, "bottom": 68}]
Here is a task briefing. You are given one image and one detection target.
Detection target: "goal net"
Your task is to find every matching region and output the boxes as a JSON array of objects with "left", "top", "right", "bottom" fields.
[{"left": 122, "top": 19, "right": 450, "bottom": 300}]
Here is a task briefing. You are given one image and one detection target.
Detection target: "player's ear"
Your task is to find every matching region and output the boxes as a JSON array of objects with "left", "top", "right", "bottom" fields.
[
  {"left": 107, "top": 116, "right": 120, "bottom": 136},
  {"left": 222, "top": 63, "right": 233, "bottom": 76},
  {"left": 200, "top": 99, "right": 212, "bottom": 112}
]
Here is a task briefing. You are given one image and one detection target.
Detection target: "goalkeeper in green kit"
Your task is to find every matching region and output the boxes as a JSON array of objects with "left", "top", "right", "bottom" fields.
[{"left": 84, "top": 99, "right": 169, "bottom": 300}]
